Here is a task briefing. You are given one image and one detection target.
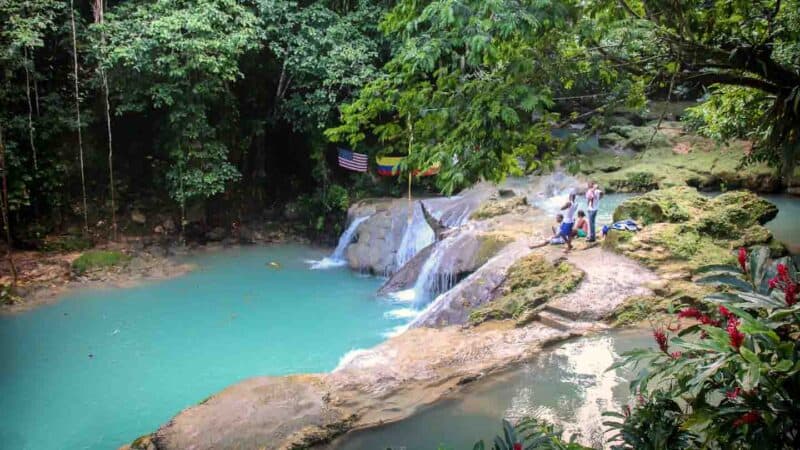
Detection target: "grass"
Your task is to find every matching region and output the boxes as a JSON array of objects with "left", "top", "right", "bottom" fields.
[{"left": 72, "top": 250, "right": 131, "bottom": 275}]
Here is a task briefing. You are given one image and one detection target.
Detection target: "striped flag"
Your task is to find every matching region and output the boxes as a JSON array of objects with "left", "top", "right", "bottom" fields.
[{"left": 337, "top": 148, "right": 368, "bottom": 172}]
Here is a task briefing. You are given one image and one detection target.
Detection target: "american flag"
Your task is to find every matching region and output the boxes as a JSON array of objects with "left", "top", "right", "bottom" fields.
[{"left": 337, "top": 148, "right": 368, "bottom": 172}]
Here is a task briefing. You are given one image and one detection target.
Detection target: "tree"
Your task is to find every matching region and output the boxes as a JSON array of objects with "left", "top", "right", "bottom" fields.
[
  {"left": 325, "top": 0, "right": 581, "bottom": 194},
  {"left": 92, "top": 0, "right": 117, "bottom": 240},
  {"left": 69, "top": 0, "right": 89, "bottom": 234},
  {"left": 584, "top": 0, "right": 800, "bottom": 173},
  {"left": 103, "top": 0, "right": 259, "bottom": 229},
  {"left": 0, "top": 124, "right": 17, "bottom": 285}
]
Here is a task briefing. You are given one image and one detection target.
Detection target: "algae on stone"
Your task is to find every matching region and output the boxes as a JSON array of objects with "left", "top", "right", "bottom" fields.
[
  {"left": 470, "top": 196, "right": 527, "bottom": 220},
  {"left": 469, "top": 254, "right": 583, "bottom": 325}
]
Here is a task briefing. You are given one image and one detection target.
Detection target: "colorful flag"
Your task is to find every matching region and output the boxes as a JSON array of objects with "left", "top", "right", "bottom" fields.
[
  {"left": 376, "top": 156, "right": 440, "bottom": 177},
  {"left": 337, "top": 148, "right": 368, "bottom": 172}
]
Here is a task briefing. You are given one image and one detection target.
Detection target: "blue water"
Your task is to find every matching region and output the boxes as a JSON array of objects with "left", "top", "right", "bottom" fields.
[
  {"left": 331, "top": 330, "right": 653, "bottom": 450},
  {"left": 0, "top": 245, "right": 405, "bottom": 450}
]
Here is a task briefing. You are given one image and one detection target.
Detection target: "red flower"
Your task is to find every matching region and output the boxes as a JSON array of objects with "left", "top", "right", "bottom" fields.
[
  {"left": 699, "top": 315, "right": 722, "bottom": 327},
  {"left": 677, "top": 307, "right": 702, "bottom": 319},
  {"left": 727, "top": 319, "right": 745, "bottom": 350},
  {"left": 777, "top": 263, "right": 788, "bottom": 279},
  {"left": 719, "top": 305, "right": 735, "bottom": 320},
  {"left": 513, "top": 443, "right": 523, "bottom": 450},
  {"left": 653, "top": 328, "right": 669, "bottom": 353},
  {"left": 670, "top": 351, "right": 682, "bottom": 359},
  {"left": 785, "top": 282, "right": 797, "bottom": 306},
  {"left": 767, "top": 264, "right": 798, "bottom": 306},
  {"left": 733, "top": 410, "right": 760, "bottom": 427},
  {"left": 726, "top": 387, "right": 741, "bottom": 400},
  {"left": 738, "top": 248, "right": 748, "bottom": 273}
]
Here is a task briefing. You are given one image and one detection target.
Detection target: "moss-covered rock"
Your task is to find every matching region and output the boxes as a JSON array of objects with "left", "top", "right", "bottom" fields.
[
  {"left": 613, "top": 186, "right": 706, "bottom": 224},
  {"left": 470, "top": 196, "right": 528, "bottom": 220},
  {"left": 469, "top": 254, "right": 583, "bottom": 325},
  {"left": 72, "top": 250, "right": 130, "bottom": 275},
  {"left": 585, "top": 124, "right": 781, "bottom": 193},
  {"left": 605, "top": 187, "right": 781, "bottom": 274}
]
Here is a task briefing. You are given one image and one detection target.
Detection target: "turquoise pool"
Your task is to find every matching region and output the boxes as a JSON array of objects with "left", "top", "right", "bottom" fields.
[{"left": 0, "top": 245, "right": 404, "bottom": 449}]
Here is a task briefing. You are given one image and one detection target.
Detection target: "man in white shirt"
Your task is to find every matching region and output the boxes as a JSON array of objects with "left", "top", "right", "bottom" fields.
[{"left": 585, "top": 181, "right": 602, "bottom": 242}]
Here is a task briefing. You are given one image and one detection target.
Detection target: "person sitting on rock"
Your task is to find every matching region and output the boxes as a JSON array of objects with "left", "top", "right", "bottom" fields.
[
  {"left": 530, "top": 214, "right": 566, "bottom": 248},
  {"left": 574, "top": 210, "right": 589, "bottom": 239}
]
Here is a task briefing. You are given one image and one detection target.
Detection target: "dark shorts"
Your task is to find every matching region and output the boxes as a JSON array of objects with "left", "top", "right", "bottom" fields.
[{"left": 558, "top": 221, "right": 574, "bottom": 238}]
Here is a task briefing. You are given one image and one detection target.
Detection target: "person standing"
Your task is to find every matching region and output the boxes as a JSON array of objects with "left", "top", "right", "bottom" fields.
[
  {"left": 585, "top": 181, "right": 602, "bottom": 242},
  {"left": 558, "top": 192, "right": 578, "bottom": 252}
]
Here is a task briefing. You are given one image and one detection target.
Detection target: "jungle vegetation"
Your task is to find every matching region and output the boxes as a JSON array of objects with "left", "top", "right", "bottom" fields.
[{"left": 0, "top": 0, "right": 798, "bottom": 248}]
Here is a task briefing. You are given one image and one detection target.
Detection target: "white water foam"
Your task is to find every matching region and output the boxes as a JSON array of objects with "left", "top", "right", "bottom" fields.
[
  {"left": 395, "top": 202, "right": 435, "bottom": 268},
  {"left": 384, "top": 307, "right": 419, "bottom": 320},
  {"left": 309, "top": 215, "right": 371, "bottom": 269},
  {"left": 333, "top": 348, "right": 374, "bottom": 372}
]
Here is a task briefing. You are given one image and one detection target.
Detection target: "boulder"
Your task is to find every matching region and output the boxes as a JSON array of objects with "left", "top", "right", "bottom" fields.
[
  {"left": 205, "top": 227, "right": 226, "bottom": 242},
  {"left": 131, "top": 210, "right": 146, "bottom": 225},
  {"left": 470, "top": 196, "right": 528, "bottom": 220},
  {"left": 613, "top": 186, "right": 706, "bottom": 224}
]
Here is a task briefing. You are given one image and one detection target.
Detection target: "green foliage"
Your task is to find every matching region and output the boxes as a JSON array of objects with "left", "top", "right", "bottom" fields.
[
  {"left": 103, "top": 0, "right": 258, "bottom": 205},
  {"left": 72, "top": 250, "right": 130, "bottom": 274},
  {"left": 473, "top": 418, "right": 590, "bottom": 450},
  {"left": 584, "top": 0, "right": 800, "bottom": 173},
  {"left": 608, "top": 251, "right": 800, "bottom": 449},
  {"left": 326, "top": 0, "right": 579, "bottom": 194}
]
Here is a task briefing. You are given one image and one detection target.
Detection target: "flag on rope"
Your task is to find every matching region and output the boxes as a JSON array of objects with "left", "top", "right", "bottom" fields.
[
  {"left": 376, "top": 156, "right": 440, "bottom": 177},
  {"left": 337, "top": 148, "right": 368, "bottom": 172}
]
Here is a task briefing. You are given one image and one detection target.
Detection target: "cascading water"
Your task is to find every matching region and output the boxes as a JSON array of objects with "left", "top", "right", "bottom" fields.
[
  {"left": 395, "top": 202, "right": 436, "bottom": 268},
  {"left": 309, "top": 215, "right": 371, "bottom": 269},
  {"left": 391, "top": 237, "right": 457, "bottom": 307},
  {"left": 532, "top": 171, "right": 580, "bottom": 215}
]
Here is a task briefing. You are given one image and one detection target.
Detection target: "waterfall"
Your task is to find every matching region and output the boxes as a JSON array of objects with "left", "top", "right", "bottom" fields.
[
  {"left": 391, "top": 237, "right": 457, "bottom": 306},
  {"left": 309, "top": 215, "right": 370, "bottom": 269},
  {"left": 533, "top": 171, "right": 580, "bottom": 215},
  {"left": 395, "top": 202, "right": 435, "bottom": 268}
]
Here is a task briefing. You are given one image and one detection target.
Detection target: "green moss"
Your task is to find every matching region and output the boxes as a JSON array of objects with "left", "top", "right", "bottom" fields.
[
  {"left": 469, "top": 254, "right": 584, "bottom": 325},
  {"left": 470, "top": 196, "right": 527, "bottom": 220},
  {"left": 72, "top": 250, "right": 130, "bottom": 275},
  {"left": 585, "top": 126, "right": 780, "bottom": 193},
  {"left": 613, "top": 186, "right": 705, "bottom": 224},
  {"left": 474, "top": 233, "right": 514, "bottom": 267}
]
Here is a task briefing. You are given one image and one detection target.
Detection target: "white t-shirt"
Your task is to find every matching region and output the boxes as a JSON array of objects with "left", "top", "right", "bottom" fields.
[
  {"left": 565, "top": 201, "right": 578, "bottom": 223},
  {"left": 586, "top": 188, "right": 601, "bottom": 212}
]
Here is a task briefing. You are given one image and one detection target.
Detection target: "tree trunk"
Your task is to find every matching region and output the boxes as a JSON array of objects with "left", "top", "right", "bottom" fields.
[
  {"left": 95, "top": 0, "right": 117, "bottom": 240},
  {"left": 70, "top": 0, "right": 89, "bottom": 235},
  {"left": 23, "top": 47, "right": 38, "bottom": 171},
  {"left": 0, "top": 124, "right": 18, "bottom": 286}
]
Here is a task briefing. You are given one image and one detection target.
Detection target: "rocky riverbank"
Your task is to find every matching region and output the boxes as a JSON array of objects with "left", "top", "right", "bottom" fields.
[
  {"left": 106, "top": 157, "right": 794, "bottom": 449},
  {"left": 0, "top": 221, "right": 305, "bottom": 314}
]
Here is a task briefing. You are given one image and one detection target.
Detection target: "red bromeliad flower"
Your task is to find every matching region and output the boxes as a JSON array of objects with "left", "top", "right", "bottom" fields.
[
  {"left": 738, "top": 247, "right": 748, "bottom": 273},
  {"left": 732, "top": 410, "right": 760, "bottom": 427},
  {"left": 677, "top": 307, "right": 702, "bottom": 319},
  {"left": 768, "top": 263, "right": 798, "bottom": 306},
  {"left": 726, "top": 387, "right": 741, "bottom": 400},
  {"left": 727, "top": 319, "right": 745, "bottom": 350},
  {"left": 719, "top": 305, "right": 735, "bottom": 320},
  {"left": 653, "top": 328, "right": 669, "bottom": 353},
  {"left": 699, "top": 314, "right": 722, "bottom": 327},
  {"left": 513, "top": 443, "right": 523, "bottom": 450}
]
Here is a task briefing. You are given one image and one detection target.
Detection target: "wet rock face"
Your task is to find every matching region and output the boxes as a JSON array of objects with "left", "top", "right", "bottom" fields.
[{"left": 377, "top": 231, "right": 513, "bottom": 295}]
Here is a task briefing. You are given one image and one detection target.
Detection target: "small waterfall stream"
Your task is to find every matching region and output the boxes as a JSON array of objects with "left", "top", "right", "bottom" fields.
[
  {"left": 395, "top": 203, "right": 435, "bottom": 268},
  {"left": 391, "top": 237, "right": 457, "bottom": 307},
  {"left": 310, "top": 215, "right": 371, "bottom": 269}
]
